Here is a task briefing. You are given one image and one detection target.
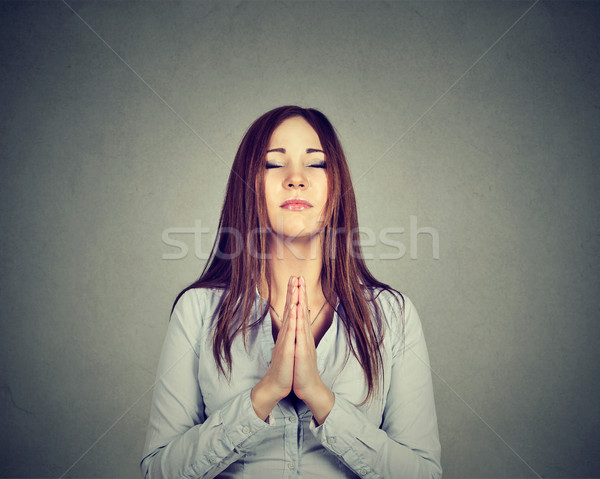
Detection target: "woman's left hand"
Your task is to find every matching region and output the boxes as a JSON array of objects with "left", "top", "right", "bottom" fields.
[{"left": 292, "top": 275, "right": 335, "bottom": 424}]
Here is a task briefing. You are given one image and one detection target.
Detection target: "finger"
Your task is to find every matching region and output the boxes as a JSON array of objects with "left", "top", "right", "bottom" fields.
[
  {"left": 295, "top": 302, "right": 304, "bottom": 350},
  {"left": 296, "top": 298, "right": 303, "bottom": 328},
  {"left": 281, "top": 287, "right": 297, "bottom": 348},
  {"left": 284, "top": 276, "right": 294, "bottom": 310},
  {"left": 291, "top": 281, "right": 299, "bottom": 318},
  {"left": 282, "top": 277, "right": 296, "bottom": 323},
  {"left": 287, "top": 304, "right": 297, "bottom": 346},
  {"left": 296, "top": 300, "right": 309, "bottom": 346},
  {"left": 277, "top": 278, "right": 296, "bottom": 341},
  {"left": 299, "top": 278, "right": 311, "bottom": 335},
  {"left": 280, "top": 277, "right": 298, "bottom": 343},
  {"left": 288, "top": 277, "right": 299, "bottom": 306},
  {"left": 297, "top": 278, "right": 304, "bottom": 317},
  {"left": 299, "top": 300, "right": 307, "bottom": 338},
  {"left": 299, "top": 276, "right": 306, "bottom": 308}
]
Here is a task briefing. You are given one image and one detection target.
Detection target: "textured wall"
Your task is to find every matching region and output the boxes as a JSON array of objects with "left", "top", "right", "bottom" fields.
[{"left": 1, "top": 1, "right": 598, "bottom": 478}]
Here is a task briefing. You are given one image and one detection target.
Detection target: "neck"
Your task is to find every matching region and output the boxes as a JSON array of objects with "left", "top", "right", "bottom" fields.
[{"left": 258, "top": 232, "right": 325, "bottom": 308}]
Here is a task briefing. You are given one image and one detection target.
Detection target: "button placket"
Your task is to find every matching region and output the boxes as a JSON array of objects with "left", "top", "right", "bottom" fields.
[{"left": 280, "top": 403, "right": 299, "bottom": 477}]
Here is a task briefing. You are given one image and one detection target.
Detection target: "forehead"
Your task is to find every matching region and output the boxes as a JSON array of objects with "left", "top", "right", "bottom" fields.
[{"left": 268, "top": 116, "right": 322, "bottom": 148}]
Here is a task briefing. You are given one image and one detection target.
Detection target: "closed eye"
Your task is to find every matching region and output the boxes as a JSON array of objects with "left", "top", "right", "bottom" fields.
[
  {"left": 265, "top": 161, "right": 327, "bottom": 169},
  {"left": 309, "top": 161, "right": 327, "bottom": 168}
]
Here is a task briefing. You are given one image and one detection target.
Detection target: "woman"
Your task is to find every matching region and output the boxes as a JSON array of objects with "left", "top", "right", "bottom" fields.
[{"left": 141, "top": 106, "right": 442, "bottom": 478}]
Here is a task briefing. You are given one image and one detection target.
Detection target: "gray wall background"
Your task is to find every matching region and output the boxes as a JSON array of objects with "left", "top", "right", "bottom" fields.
[{"left": 1, "top": 1, "right": 598, "bottom": 478}]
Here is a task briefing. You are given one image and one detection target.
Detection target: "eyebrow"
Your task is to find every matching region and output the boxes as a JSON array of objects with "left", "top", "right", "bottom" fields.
[{"left": 266, "top": 148, "right": 325, "bottom": 154}]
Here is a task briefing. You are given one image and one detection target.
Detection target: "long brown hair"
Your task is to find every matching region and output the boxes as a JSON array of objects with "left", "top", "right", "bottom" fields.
[{"left": 171, "top": 105, "right": 404, "bottom": 406}]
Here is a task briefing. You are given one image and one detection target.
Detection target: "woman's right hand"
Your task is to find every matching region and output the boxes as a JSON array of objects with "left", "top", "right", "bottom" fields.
[
  {"left": 251, "top": 276, "right": 298, "bottom": 419},
  {"left": 264, "top": 275, "right": 298, "bottom": 398}
]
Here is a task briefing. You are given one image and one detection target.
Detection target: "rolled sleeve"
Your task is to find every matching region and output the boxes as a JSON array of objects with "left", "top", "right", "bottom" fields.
[
  {"left": 309, "top": 296, "right": 442, "bottom": 479},
  {"left": 141, "top": 291, "right": 275, "bottom": 479},
  {"left": 221, "top": 388, "right": 276, "bottom": 454},
  {"left": 309, "top": 393, "right": 380, "bottom": 478}
]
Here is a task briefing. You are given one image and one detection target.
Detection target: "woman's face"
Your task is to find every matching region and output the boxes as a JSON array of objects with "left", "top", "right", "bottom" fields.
[{"left": 263, "top": 116, "right": 329, "bottom": 241}]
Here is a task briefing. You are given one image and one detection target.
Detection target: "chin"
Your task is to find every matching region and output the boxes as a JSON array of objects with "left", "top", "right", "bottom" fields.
[{"left": 269, "top": 223, "right": 322, "bottom": 239}]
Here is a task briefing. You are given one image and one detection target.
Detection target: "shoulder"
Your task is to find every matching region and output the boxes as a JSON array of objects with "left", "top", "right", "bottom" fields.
[
  {"left": 370, "top": 288, "right": 423, "bottom": 348},
  {"left": 369, "top": 287, "right": 404, "bottom": 324},
  {"left": 171, "top": 286, "right": 228, "bottom": 329}
]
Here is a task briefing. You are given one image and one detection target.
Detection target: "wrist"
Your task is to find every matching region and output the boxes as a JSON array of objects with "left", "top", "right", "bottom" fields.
[
  {"left": 302, "top": 382, "right": 334, "bottom": 426},
  {"left": 261, "top": 374, "right": 289, "bottom": 403},
  {"left": 251, "top": 379, "right": 284, "bottom": 421}
]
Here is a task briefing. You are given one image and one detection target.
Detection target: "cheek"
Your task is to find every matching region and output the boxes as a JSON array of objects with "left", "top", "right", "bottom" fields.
[
  {"left": 319, "top": 177, "right": 329, "bottom": 202},
  {"left": 263, "top": 178, "right": 275, "bottom": 203},
  {"left": 264, "top": 180, "right": 281, "bottom": 219}
]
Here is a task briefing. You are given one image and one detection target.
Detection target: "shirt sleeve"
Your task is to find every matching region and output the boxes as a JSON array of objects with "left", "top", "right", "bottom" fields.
[
  {"left": 140, "top": 291, "right": 275, "bottom": 479},
  {"left": 309, "top": 296, "right": 442, "bottom": 479}
]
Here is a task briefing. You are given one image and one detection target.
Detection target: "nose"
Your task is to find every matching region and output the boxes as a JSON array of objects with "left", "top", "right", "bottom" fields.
[
  {"left": 285, "top": 178, "right": 307, "bottom": 189},
  {"left": 284, "top": 167, "right": 309, "bottom": 190}
]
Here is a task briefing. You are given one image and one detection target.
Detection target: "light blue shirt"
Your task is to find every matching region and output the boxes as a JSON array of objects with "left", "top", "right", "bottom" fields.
[{"left": 141, "top": 287, "right": 442, "bottom": 478}]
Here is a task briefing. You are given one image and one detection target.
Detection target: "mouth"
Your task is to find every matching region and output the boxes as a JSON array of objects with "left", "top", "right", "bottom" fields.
[{"left": 280, "top": 199, "right": 313, "bottom": 210}]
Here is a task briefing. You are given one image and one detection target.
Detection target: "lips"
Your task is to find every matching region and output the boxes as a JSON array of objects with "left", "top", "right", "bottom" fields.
[{"left": 280, "top": 198, "right": 313, "bottom": 210}]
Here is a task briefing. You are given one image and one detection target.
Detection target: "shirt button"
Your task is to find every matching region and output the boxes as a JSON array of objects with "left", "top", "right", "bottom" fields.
[
  {"left": 327, "top": 436, "right": 336, "bottom": 445},
  {"left": 359, "top": 468, "right": 368, "bottom": 475},
  {"left": 209, "top": 456, "right": 218, "bottom": 464},
  {"left": 289, "top": 416, "right": 297, "bottom": 423},
  {"left": 288, "top": 462, "right": 296, "bottom": 470},
  {"left": 242, "top": 426, "right": 250, "bottom": 434}
]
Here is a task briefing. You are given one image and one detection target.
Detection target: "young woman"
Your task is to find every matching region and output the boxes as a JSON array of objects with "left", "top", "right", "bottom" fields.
[{"left": 141, "top": 106, "right": 442, "bottom": 478}]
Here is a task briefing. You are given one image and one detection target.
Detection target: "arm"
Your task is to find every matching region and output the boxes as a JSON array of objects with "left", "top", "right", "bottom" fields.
[
  {"left": 140, "top": 291, "right": 275, "bottom": 479},
  {"left": 308, "top": 296, "right": 442, "bottom": 479}
]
